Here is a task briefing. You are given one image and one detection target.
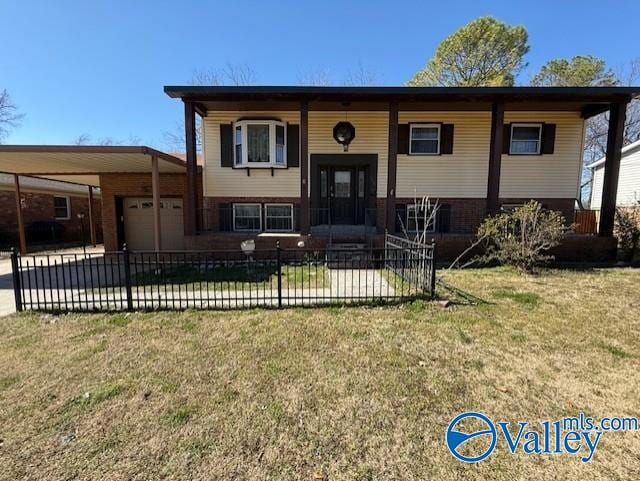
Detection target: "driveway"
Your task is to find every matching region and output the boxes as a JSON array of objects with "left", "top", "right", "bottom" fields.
[{"left": 0, "top": 245, "right": 104, "bottom": 317}]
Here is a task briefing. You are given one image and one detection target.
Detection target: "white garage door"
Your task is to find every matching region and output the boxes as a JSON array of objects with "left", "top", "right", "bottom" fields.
[{"left": 123, "top": 197, "right": 185, "bottom": 250}]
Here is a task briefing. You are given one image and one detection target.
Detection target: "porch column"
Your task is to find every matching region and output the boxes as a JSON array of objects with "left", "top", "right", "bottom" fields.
[
  {"left": 599, "top": 101, "right": 628, "bottom": 237},
  {"left": 386, "top": 101, "right": 398, "bottom": 233},
  {"left": 88, "top": 185, "right": 97, "bottom": 247},
  {"left": 184, "top": 100, "right": 198, "bottom": 236},
  {"left": 300, "top": 100, "right": 309, "bottom": 234},
  {"left": 13, "top": 174, "right": 27, "bottom": 255},
  {"left": 486, "top": 102, "right": 505, "bottom": 215},
  {"left": 151, "top": 155, "right": 162, "bottom": 251}
]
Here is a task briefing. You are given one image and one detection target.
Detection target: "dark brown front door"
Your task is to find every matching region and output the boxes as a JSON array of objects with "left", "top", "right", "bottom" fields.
[{"left": 319, "top": 166, "right": 368, "bottom": 225}]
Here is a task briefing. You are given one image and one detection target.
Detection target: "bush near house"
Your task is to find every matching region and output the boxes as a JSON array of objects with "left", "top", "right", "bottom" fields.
[
  {"left": 615, "top": 206, "right": 640, "bottom": 261},
  {"left": 475, "top": 201, "right": 566, "bottom": 273}
]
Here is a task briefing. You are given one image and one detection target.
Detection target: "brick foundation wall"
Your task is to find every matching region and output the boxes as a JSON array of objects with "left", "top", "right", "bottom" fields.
[
  {"left": 0, "top": 191, "right": 102, "bottom": 247},
  {"left": 100, "top": 173, "right": 202, "bottom": 251}
]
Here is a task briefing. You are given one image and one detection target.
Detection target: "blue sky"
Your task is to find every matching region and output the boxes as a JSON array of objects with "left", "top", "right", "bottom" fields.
[{"left": 1, "top": 0, "right": 639, "bottom": 150}]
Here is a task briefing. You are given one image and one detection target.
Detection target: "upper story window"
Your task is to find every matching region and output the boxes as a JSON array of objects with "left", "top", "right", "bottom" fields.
[
  {"left": 510, "top": 123, "right": 542, "bottom": 155},
  {"left": 53, "top": 196, "right": 70, "bottom": 220},
  {"left": 234, "top": 120, "right": 286, "bottom": 167},
  {"left": 409, "top": 124, "right": 440, "bottom": 155}
]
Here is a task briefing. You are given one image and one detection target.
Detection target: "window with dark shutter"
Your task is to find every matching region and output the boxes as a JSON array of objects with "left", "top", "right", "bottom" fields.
[
  {"left": 286, "top": 123, "right": 299, "bottom": 167},
  {"left": 397, "top": 124, "right": 410, "bottom": 154},
  {"left": 441, "top": 124, "right": 454, "bottom": 154},
  {"left": 502, "top": 124, "right": 512, "bottom": 154},
  {"left": 220, "top": 123, "right": 234, "bottom": 167},
  {"left": 541, "top": 123, "right": 556, "bottom": 155}
]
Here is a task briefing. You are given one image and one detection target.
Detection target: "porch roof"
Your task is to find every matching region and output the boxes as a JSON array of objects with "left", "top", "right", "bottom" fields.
[
  {"left": 164, "top": 86, "right": 640, "bottom": 118},
  {"left": 0, "top": 145, "right": 189, "bottom": 187}
]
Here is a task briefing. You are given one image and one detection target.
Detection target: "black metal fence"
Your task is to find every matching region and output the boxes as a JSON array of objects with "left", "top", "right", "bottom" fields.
[{"left": 10, "top": 239, "right": 436, "bottom": 312}]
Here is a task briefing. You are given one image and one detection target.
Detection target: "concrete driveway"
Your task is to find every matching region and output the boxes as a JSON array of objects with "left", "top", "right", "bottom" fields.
[{"left": 0, "top": 245, "right": 104, "bottom": 317}]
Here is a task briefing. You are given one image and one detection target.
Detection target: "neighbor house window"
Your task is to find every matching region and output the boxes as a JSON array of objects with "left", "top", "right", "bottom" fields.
[
  {"left": 409, "top": 124, "right": 440, "bottom": 155},
  {"left": 233, "top": 120, "right": 287, "bottom": 167},
  {"left": 53, "top": 196, "right": 70, "bottom": 219},
  {"left": 510, "top": 124, "right": 542, "bottom": 155},
  {"left": 233, "top": 204, "right": 262, "bottom": 231},
  {"left": 265, "top": 204, "right": 294, "bottom": 232},
  {"left": 406, "top": 204, "right": 436, "bottom": 233}
]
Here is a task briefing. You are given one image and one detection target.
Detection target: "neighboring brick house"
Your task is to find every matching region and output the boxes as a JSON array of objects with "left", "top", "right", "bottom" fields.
[{"left": 0, "top": 173, "right": 101, "bottom": 249}]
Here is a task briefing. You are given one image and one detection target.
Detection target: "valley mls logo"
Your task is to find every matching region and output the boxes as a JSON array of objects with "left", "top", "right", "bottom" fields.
[
  {"left": 446, "top": 411, "right": 640, "bottom": 464},
  {"left": 446, "top": 412, "right": 497, "bottom": 462}
]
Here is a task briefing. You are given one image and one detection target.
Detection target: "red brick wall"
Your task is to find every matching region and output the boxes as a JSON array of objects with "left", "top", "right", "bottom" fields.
[
  {"left": 0, "top": 191, "right": 102, "bottom": 247},
  {"left": 99, "top": 173, "right": 202, "bottom": 251}
]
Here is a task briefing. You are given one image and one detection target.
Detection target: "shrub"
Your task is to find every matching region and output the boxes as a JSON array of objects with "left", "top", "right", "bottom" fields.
[
  {"left": 476, "top": 201, "right": 566, "bottom": 273},
  {"left": 614, "top": 207, "right": 640, "bottom": 261}
]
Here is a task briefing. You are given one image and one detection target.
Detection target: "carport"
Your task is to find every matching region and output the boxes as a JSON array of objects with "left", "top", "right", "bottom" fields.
[{"left": 0, "top": 146, "right": 189, "bottom": 254}]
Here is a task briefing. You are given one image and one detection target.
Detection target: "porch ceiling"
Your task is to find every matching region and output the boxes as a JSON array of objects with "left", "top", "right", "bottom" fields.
[{"left": 0, "top": 145, "right": 187, "bottom": 187}]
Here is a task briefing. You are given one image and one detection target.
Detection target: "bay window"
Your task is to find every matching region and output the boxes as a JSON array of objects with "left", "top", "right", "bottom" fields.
[{"left": 233, "top": 120, "right": 287, "bottom": 167}]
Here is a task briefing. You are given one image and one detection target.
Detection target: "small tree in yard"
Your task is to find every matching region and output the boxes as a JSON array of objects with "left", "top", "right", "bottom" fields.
[
  {"left": 615, "top": 206, "right": 640, "bottom": 261},
  {"left": 476, "top": 201, "right": 566, "bottom": 273}
]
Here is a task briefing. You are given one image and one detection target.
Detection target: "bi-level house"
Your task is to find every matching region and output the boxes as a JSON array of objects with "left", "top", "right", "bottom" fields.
[
  {"left": 161, "top": 86, "right": 637, "bottom": 260},
  {"left": 2, "top": 86, "right": 635, "bottom": 260}
]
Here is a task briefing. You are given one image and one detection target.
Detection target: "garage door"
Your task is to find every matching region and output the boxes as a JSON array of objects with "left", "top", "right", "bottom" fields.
[{"left": 123, "top": 197, "right": 185, "bottom": 250}]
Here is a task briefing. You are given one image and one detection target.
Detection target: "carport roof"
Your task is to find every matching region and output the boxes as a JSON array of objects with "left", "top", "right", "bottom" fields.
[{"left": 0, "top": 145, "right": 189, "bottom": 187}]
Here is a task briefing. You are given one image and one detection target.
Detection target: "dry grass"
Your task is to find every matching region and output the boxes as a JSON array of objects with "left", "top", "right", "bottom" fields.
[{"left": 1, "top": 266, "right": 639, "bottom": 480}]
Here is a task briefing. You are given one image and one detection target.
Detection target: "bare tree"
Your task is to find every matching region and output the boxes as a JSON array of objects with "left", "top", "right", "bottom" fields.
[
  {"left": 73, "top": 133, "right": 92, "bottom": 145},
  {"left": 298, "top": 69, "right": 333, "bottom": 86},
  {"left": 583, "top": 58, "right": 640, "bottom": 202},
  {"left": 72, "top": 133, "right": 142, "bottom": 146},
  {"left": 0, "top": 89, "right": 25, "bottom": 143},
  {"left": 343, "top": 62, "right": 381, "bottom": 86},
  {"left": 163, "top": 63, "right": 257, "bottom": 152}
]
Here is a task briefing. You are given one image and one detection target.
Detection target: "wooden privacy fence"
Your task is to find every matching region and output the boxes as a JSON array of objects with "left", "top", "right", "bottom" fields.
[{"left": 573, "top": 210, "right": 599, "bottom": 234}]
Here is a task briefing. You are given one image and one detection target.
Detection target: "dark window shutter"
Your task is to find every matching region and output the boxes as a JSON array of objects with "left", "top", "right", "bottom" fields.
[
  {"left": 218, "top": 203, "right": 232, "bottom": 232},
  {"left": 397, "top": 124, "right": 410, "bottom": 154},
  {"left": 436, "top": 204, "right": 451, "bottom": 233},
  {"left": 287, "top": 123, "right": 300, "bottom": 167},
  {"left": 220, "top": 123, "right": 234, "bottom": 167},
  {"left": 441, "top": 124, "right": 454, "bottom": 154},
  {"left": 502, "top": 124, "right": 511, "bottom": 154},
  {"left": 541, "top": 123, "right": 556, "bottom": 155}
]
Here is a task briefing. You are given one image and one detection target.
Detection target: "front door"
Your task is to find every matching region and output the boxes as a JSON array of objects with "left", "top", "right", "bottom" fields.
[
  {"left": 332, "top": 169, "right": 355, "bottom": 224},
  {"left": 319, "top": 166, "right": 367, "bottom": 225}
]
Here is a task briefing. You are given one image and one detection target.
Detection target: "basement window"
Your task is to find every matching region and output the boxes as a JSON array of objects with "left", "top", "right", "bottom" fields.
[
  {"left": 406, "top": 204, "right": 436, "bottom": 233},
  {"left": 53, "top": 196, "right": 70, "bottom": 220},
  {"left": 233, "top": 204, "right": 262, "bottom": 232},
  {"left": 510, "top": 124, "right": 542, "bottom": 155},
  {"left": 265, "top": 204, "right": 294, "bottom": 232},
  {"left": 234, "top": 120, "right": 287, "bottom": 167}
]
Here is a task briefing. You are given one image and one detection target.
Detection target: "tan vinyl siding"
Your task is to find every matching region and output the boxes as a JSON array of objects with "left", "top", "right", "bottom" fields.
[
  {"left": 397, "top": 111, "right": 491, "bottom": 198},
  {"left": 309, "top": 111, "right": 389, "bottom": 197},
  {"left": 202, "top": 111, "right": 301, "bottom": 197},
  {"left": 500, "top": 112, "right": 584, "bottom": 198}
]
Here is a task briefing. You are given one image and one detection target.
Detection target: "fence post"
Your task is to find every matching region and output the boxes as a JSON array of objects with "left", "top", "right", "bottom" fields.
[
  {"left": 11, "top": 248, "right": 23, "bottom": 312},
  {"left": 122, "top": 244, "right": 133, "bottom": 311},
  {"left": 429, "top": 239, "right": 437, "bottom": 298},
  {"left": 276, "top": 241, "right": 283, "bottom": 308}
]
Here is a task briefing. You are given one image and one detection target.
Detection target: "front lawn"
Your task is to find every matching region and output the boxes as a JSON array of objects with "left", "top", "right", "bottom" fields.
[{"left": 1, "top": 267, "right": 639, "bottom": 480}]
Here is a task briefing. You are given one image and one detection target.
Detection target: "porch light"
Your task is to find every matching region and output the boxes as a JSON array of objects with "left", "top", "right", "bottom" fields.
[{"left": 333, "top": 121, "right": 355, "bottom": 152}]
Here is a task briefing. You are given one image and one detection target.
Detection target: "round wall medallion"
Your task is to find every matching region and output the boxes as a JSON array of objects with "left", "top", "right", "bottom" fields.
[{"left": 333, "top": 121, "right": 356, "bottom": 151}]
